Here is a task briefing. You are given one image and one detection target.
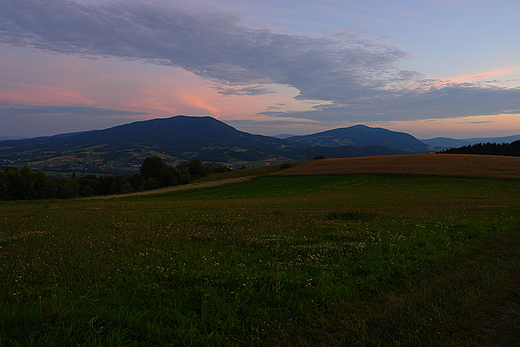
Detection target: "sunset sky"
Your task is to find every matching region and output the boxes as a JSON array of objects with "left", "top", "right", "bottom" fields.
[{"left": 1, "top": 0, "right": 520, "bottom": 139}]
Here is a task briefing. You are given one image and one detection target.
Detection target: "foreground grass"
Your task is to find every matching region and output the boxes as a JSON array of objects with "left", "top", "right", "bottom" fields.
[{"left": 1, "top": 174, "right": 520, "bottom": 346}]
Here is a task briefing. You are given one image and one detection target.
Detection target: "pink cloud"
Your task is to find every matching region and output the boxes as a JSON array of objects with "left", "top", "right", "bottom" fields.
[
  {"left": 447, "top": 66, "right": 520, "bottom": 84},
  {"left": 0, "top": 83, "right": 94, "bottom": 106}
]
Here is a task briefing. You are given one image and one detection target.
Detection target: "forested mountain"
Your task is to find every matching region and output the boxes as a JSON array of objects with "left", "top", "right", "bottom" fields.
[
  {"left": 0, "top": 116, "right": 290, "bottom": 157},
  {"left": 287, "top": 125, "right": 431, "bottom": 153},
  {"left": 0, "top": 116, "right": 296, "bottom": 173},
  {"left": 0, "top": 116, "right": 423, "bottom": 174}
]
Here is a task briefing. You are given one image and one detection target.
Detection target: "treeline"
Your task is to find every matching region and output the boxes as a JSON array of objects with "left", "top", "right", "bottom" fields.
[
  {"left": 0, "top": 157, "right": 229, "bottom": 200},
  {"left": 440, "top": 140, "right": 520, "bottom": 157}
]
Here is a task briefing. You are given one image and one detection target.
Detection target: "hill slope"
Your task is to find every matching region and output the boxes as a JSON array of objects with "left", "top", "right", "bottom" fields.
[{"left": 272, "top": 154, "right": 520, "bottom": 180}]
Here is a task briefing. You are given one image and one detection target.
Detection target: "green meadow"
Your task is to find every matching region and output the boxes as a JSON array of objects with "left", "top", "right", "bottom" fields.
[{"left": 1, "top": 173, "right": 520, "bottom": 346}]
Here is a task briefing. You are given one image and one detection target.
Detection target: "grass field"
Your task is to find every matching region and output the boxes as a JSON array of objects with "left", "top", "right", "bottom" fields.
[{"left": 1, "top": 154, "right": 520, "bottom": 346}]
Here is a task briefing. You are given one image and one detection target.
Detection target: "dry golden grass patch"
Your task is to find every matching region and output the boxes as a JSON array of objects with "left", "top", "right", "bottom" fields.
[
  {"left": 273, "top": 154, "right": 520, "bottom": 179},
  {"left": 86, "top": 176, "right": 255, "bottom": 199}
]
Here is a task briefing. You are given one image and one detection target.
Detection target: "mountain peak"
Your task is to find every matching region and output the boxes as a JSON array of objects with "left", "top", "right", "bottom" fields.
[
  {"left": 287, "top": 124, "right": 429, "bottom": 153},
  {"left": 349, "top": 124, "right": 371, "bottom": 129}
]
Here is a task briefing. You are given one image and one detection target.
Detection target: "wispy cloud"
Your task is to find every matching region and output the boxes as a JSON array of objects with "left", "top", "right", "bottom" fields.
[
  {"left": 0, "top": 0, "right": 413, "bottom": 98},
  {"left": 446, "top": 66, "right": 520, "bottom": 84},
  {"left": 0, "top": 105, "right": 149, "bottom": 117}
]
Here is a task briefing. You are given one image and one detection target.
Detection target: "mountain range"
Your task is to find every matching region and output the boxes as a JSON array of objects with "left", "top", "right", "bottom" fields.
[
  {"left": 0, "top": 115, "right": 515, "bottom": 174},
  {"left": 421, "top": 134, "right": 520, "bottom": 148}
]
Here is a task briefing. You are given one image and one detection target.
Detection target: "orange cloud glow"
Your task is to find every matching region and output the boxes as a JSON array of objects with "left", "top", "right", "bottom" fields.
[
  {"left": 0, "top": 84, "right": 94, "bottom": 106},
  {"left": 180, "top": 93, "right": 222, "bottom": 115},
  {"left": 447, "top": 66, "right": 520, "bottom": 84},
  {"left": 375, "top": 113, "right": 520, "bottom": 139}
]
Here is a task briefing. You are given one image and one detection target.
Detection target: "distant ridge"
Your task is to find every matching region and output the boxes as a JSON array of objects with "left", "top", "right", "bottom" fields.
[
  {"left": 273, "top": 134, "right": 296, "bottom": 139},
  {"left": 422, "top": 134, "right": 520, "bottom": 148},
  {"left": 287, "top": 124, "right": 430, "bottom": 153},
  {"left": 420, "top": 137, "right": 470, "bottom": 148},
  {"left": 0, "top": 135, "right": 26, "bottom": 141}
]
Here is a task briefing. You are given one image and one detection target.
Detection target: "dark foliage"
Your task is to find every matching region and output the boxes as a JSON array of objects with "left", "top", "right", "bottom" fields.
[
  {"left": 440, "top": 140, "right": 520, "bottom": 157},
  {"left": 0, "top": 157, "right": 229, "bottom": 200},
  {"left": 0, "top": 167, "right": 79, "bottom": 200}
]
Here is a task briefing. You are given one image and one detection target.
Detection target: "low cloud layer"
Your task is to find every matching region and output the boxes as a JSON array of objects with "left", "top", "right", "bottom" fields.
[
  {"left": 0, "top": 105, "right": 149, "bottom": 136},
  {"left": 1, "top": 0, "right": 519, "bottom": 124},
  {"left": 260, "top": 84, "right": 520, "bottom": 123}
]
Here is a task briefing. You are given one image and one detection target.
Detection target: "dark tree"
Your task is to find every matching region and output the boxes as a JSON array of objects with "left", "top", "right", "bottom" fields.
[
  {"left": 0, "top": 156, "right": 232, "bottom": 200},
  {"left": 440, "top": 141, "right": 520, "bottom": 157},
  {"left": 140, "top": 156, "right": 169, "bottom": 178},
  {"left": 188, "top": 159, "right": 206, "bottom": 178},
  {"left": 140, "top": 156, "right": 180, "bottom": 186}
]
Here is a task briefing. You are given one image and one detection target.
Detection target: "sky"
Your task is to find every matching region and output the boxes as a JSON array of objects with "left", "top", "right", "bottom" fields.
[{"left": 1, "top": 0, "right": 520, "bottom": 139}]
